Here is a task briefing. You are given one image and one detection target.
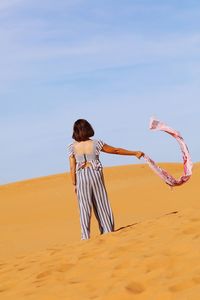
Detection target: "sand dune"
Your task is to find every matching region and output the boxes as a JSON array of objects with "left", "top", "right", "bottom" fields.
[{"left": 0, "top": 163, "right": 200, "bottom": 299}]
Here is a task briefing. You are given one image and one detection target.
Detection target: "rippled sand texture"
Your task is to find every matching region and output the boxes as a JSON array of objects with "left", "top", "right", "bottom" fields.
[{"left": 0, "top": 163, "right": 199, "bottom": 300}]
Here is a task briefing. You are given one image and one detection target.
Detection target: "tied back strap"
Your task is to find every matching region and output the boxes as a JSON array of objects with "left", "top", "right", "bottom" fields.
[
  {"left": 143, "top": 117, "right": 193, "bottom": 187},
  {"left": 81, "top": 154, "right": 87, "bottom": 168}
]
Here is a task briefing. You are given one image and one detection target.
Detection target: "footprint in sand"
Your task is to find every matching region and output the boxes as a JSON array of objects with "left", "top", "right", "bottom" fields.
[
  {"left": 68, "top": 279, "right": 80, "bottom": 284},
  {"left": 182, "top": 227, "right": 199, "bottom": 235},
  {"left": 148, "top": 234, "right": 156, "bottom": 239},
  {"left": 31, "top": 280, "right": 44, "bottom": 288},
  {"left": 193, "top": 276, "right": 200, "bottom": 284},
  {"left": 46, "top": 248, "right": 61, "bottom": 256},
  {"left": 36, "top": 270, "right": 52, "bottom": 280},
  {"left": 46, "top": 248, "right": 60, "bottom": 251},
  {"left": 0, "top": 263, "right": 7, "bottom": 269},
  {"left": 169, "top": 280, "right": 195, "bottom": 292},
  {"left": 125, "top": 281, "right": 145, "bottom": 294},
  {"left": 23, "top": 291, "right": 35, "bottom": 296},
  {"left": 113, "top": 260, "right": 131, "bottom": 270},
  {"left": 17, "top": 267, "right": 27, "bottom": 271},
  {"left": 193, "top": 234, "right": 200, "bottom": 239},
  {"left": 108, "top": 247, "right": 129, "bottom": 260},
  {"left": 94, "top": 239, "right": 105, "bottom": 246},
  {"left": 0, "top": 281, "right": 18, "bottom": 292},
  {"left": 78, "top": 252, "right": 93, "bottom": 260},
  {"left": 0, "top": 288, "right": 8, "bottom": 293},
  {"left": 56, "top": 263, "right": 74, "bottom": 272},
  {"left": 190, "top": 218, "right": 200, "bottom": 222},
  {"left": 16, "top": 255, "right": 26, "bottom": 259}
]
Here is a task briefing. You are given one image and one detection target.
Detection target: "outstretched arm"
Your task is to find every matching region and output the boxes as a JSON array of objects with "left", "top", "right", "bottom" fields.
[
  {"left": 69, "top": 156, "right": 77, "bottom": 191},
  {"left": 101, "top": 144, "right": 144, "bottom": 159}
]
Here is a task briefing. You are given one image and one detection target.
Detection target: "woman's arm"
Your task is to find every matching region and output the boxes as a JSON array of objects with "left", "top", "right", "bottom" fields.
[
  {"left": 101, "top": 144, "right": 144, "bottom": 159},
  {"left": 69, "top": 155, "right": 77, "bottom": 187}
]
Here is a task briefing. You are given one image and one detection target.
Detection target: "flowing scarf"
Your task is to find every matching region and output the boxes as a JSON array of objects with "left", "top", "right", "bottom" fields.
[{"left": 143, "top": 117, "right": 193, "bottom": 187}]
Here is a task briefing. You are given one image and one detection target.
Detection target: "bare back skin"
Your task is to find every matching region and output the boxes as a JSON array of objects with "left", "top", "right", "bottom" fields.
[
  {"left": 73, "top": 139, "right": 94, "bottom": 155},
  {"left": 73, "top": 139, "right": 95, "bottom": 168}
]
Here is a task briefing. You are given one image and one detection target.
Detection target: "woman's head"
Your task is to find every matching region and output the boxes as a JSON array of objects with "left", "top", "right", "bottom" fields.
[{"left": 72, "top": 119, "right": 94, "bottom": 142}]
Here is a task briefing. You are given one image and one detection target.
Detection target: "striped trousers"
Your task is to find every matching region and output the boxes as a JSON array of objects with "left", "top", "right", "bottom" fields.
[{"left": 76, "top": 167, "right": 115, "bottom": 240}]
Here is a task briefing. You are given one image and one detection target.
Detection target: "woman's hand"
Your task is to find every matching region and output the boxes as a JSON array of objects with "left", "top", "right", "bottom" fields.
[{"left": 135, "top": 151, "right": 144, "bottom": 159}]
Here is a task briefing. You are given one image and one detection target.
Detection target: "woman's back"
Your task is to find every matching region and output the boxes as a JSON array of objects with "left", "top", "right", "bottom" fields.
[
  {"left": 68, "top": 139, "right": 104, "bottom": 159},
  {"left": 73, "top": 139, "right": 94, "bottom": 154},
  {"left": 67, "top": 139, "right": 105, "bottom": 171}
]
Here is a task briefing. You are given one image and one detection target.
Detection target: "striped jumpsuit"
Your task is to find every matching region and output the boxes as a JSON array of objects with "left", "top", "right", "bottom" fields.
[{"left": 67, "top": 139, "right": 115, "bottom": 240}]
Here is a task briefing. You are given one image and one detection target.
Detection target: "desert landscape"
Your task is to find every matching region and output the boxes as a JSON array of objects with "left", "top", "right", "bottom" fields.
[{"left": 0, "top": 162, "right": 200, "bottom": 300}]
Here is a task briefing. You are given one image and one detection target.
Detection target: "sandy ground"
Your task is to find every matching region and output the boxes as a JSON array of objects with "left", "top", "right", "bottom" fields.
[{"left": 0, "top": 162, "right": 200, "bottom": 300}]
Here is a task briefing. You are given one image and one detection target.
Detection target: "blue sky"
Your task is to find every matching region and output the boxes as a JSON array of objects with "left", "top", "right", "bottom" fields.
[{"left": 0, "top": 0, "right": 200, "bottom": 184}]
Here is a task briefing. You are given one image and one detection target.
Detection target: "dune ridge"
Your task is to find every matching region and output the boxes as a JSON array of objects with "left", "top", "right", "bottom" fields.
[{"left": 0, "top": 163, "right": 200, "bottom": 299}]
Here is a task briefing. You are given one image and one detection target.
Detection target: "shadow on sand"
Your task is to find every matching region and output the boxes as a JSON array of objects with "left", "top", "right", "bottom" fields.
[{"left": 114, "top": 210, "right": 179, "bottom": 232}]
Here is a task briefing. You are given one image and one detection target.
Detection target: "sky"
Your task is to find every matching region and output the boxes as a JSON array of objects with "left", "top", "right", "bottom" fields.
[{"left": 0, "top": 0, "right": 200, "bottom": 184}]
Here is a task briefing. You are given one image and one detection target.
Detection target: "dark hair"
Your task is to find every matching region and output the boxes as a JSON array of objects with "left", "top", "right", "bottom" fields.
[{"left": 72, "top": 119, "right": 94, "bottom": 142}]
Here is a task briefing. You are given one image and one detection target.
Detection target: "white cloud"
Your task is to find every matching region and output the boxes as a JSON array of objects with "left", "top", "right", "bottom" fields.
[
  {"left": 0, "top": 0, "right": 83, "bottom": 11},
  {"left": 0, "top": 0, "right": 24, "bottom": 11},
  {"left": 0, "top": 0, "right": 200, "bottom": 92},
  {"left": 0, "top": 29, "right": 200, "bottom": 90}
]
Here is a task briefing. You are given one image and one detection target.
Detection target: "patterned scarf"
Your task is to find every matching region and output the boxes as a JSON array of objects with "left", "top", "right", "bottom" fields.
[{"left": 143, "top": 117, "right": 193, "bottom": 187}]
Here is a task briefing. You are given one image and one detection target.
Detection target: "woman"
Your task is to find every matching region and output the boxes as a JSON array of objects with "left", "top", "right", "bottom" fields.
[{"left": 67, "top": 119, "right": 144, "bottom": 240}]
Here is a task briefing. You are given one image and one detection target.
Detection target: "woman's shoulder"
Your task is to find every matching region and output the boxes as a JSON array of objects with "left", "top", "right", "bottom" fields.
[
  {"left": 92, "top": 138, "right": 105, "bottom": 143},
  {"left": 67, "top": 140, "right": 74, "bottom": 147},
  {"left": 66, "top": 141, "right": 75, "bottom": 156},
  {"left": 93, "top": 138, "right": 105, "bottom": 152}
]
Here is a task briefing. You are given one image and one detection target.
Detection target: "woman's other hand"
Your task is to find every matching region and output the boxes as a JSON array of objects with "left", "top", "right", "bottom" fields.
[{"left": 74, "top": 185, "right": 77, "bottom": 194}]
